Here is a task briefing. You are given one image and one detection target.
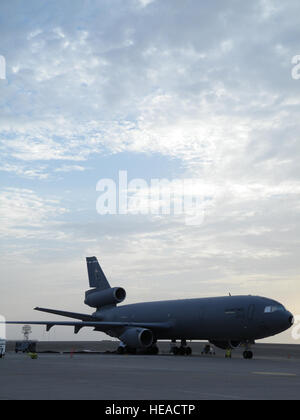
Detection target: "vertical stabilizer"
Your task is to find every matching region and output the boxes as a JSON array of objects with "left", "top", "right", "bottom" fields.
[{"left": 86, "top": 257, "right": 110, "bottom": 290}]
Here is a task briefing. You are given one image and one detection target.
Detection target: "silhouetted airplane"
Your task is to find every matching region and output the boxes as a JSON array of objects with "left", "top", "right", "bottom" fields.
[{"left": 6, "top": 257, "right": 294, "bottom": 359}]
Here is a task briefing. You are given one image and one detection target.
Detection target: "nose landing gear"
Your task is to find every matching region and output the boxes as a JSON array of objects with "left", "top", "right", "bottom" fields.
[{"left": 242, "top": 341, "right": 254, "bottom": 359}]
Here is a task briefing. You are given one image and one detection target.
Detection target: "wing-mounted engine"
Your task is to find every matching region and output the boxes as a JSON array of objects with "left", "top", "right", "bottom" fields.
[
  {"left": 120, "top": 327, "right": 154, "bottom": 349},
  {"left": 84, "top": 287, "right": 126, "bottom": 309}
]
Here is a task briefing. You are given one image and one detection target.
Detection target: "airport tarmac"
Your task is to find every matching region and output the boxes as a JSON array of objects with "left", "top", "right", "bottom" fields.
[{"left": 1, "top": 342, "right": 300, "bottom": 400}]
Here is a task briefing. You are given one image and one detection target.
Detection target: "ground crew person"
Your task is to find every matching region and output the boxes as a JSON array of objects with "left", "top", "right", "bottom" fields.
[
  {"left": 28, "top": 352, "right": 38, "bottom": 359},
  {"left": 225, "top": 348, "right": 232, "bottom": 358}
]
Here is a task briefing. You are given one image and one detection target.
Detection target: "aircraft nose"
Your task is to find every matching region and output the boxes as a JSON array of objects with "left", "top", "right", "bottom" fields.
[{"left": 272, "top": 310, "right": 294, "bottom": 333}]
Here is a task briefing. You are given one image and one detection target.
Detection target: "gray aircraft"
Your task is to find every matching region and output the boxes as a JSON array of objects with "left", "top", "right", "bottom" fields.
[{"left": 6, "top": 256, "right": 294, "bottom": 359}]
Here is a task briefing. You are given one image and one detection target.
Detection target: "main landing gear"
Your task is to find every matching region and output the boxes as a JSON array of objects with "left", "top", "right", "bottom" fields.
[
  {"left": 170, "top": 339, "right": 192, "bottom": 356},
  {"left": 243, "top": 350, "right": 253, "bottom": 359},
  {"left": 117, "top": 342, "right": 159, "bottom": 355},
  {"left": 242, "top": 341, "right": 254, "bottom": 359}
]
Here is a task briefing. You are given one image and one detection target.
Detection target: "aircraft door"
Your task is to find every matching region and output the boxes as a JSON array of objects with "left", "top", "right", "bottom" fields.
[{"left": 247, "top": 304, "right": 255, "bottom": 320}]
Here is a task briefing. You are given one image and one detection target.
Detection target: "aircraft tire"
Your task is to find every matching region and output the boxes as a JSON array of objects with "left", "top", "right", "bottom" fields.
[
  {"left": 185, "top": 347, "right": 192, "bottom": 356},
  {"left": 243, "top": 350, "right": 253, "bottom": 359},
  {"left": 173, "top": 347, "right": 180, "bottom": 355},
  {"left": 179, "top": 347, "right": 186, "bottom": 356},
  {"left": 151, "top": 346, "right": 159, "bottom": 355}
]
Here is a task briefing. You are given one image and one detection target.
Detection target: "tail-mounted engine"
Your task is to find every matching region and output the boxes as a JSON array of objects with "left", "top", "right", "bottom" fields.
[{"left": 84, "top": 287, "right": 126, "bottom": 308}]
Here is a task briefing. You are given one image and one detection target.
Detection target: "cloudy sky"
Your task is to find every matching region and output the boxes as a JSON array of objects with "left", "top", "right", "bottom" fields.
[{"left": 0, "top": 0, "right": 300, "bottom": 344}]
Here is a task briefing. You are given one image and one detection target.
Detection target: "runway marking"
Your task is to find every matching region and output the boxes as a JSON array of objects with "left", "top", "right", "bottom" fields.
[{"left": 252, "top": 371, "right": 297, "bottom": 377}]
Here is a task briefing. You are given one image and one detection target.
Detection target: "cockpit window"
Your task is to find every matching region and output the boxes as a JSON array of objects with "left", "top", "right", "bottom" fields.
[{"left": 264, "top": 305, "right": 285, "bottom": 313}]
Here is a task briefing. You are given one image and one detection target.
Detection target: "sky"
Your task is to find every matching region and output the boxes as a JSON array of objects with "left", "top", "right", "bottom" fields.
[{"left": 0, "top": 0, "right": 300, "bottom": 344}]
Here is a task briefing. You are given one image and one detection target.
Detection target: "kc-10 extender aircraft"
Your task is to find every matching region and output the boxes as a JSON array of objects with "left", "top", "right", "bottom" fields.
[{"left": 6, "top": 257, "right": 294, "bottom": 359}]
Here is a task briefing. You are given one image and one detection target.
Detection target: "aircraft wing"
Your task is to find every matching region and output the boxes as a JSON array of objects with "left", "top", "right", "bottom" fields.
[
  {"left": 4, "top": 320, "right": 173, "bottom": 334},
  {"left": 34, "top": 307, "right": 98, "bottom": 321},
  {"left": 4, "top": 306, "right": 173, "bottom": 334}
]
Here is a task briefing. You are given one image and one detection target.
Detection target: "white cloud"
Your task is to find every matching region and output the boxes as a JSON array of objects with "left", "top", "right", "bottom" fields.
[
  {"left": 138, "top": 0, "right": 156, "bottom": 7},
  {"left": 0, "top": 188, "right": 68, "bottom": 239},
  {"left": 0, "top": 163, "right": 49, "bottom": 179},
  {"left": 260, "top": 0, "right": 283, "bottom": 20},
  {"left": 54, "top": 164, "right": 86, "bottom": 173},
  {"left": 1, "top": 0, "right": 300, "bottom": 342}
]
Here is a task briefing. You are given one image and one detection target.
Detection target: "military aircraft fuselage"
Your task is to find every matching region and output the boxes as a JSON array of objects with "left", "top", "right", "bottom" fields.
[
  {"left": 5, "top": 257, "right": 294, "bottom": 356},
  {"left": 95, "top": 295, "right": 293, "bottom": 342}
]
